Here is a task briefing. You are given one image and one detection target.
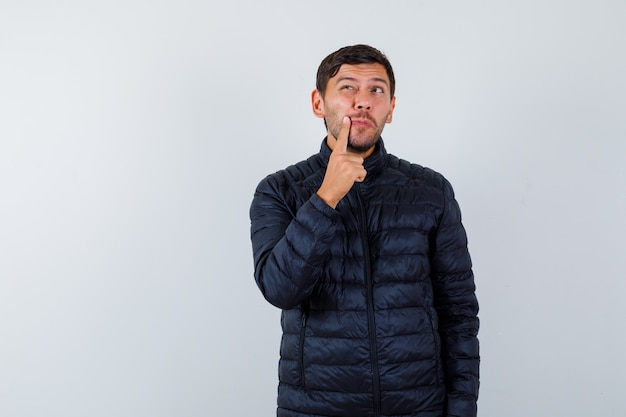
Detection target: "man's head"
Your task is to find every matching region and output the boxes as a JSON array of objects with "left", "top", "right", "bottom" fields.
[{"left": 312, "top": 45, "right": 396, "bottom": 156}]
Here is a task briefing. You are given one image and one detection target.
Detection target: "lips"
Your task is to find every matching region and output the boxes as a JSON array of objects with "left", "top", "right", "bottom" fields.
[{"left": 350, "top": 116, "right": 375, "bottom": 128}]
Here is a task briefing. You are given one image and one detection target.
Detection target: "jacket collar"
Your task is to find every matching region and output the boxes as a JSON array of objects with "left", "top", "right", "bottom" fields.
[{"left": 319, "top": 137, "right": 388, "bottom": 178}]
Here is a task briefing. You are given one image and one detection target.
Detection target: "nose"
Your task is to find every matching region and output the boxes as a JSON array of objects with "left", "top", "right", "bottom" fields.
[{"left": 354, "top": 91, "right": 371, "bottom": 110}]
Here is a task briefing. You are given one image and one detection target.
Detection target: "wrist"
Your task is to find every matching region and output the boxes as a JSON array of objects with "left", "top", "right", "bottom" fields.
[{"left": 316, "top": 190, "right": 339, "bottom": 209}]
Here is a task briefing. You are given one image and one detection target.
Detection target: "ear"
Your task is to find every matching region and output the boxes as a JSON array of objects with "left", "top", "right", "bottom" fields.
[
  {"left": 385, "top": 96, "right": 397, "bottom": 124},
  {"left": 311, "top": 89, "right": 326, "bottom": 119}
]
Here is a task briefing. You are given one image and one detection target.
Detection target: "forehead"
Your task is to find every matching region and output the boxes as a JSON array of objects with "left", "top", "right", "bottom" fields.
[{"left": 331, "top": 63, "right": 390, "bottom": 85}]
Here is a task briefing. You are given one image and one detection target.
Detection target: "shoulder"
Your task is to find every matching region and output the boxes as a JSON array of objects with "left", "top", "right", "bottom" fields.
[
  {"left": 254, "top": 152, "right": 326, "bottom": 199},
  {"left": 384, "top": 153, "right": 450, "bottom": 191}
]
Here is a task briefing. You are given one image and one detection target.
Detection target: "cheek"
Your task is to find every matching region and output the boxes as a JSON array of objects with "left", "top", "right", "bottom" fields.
[
  {"left": 378, "top": 105, "right": 393, "bottom": 122},
  {"left": 328, "top": 96, "right": 351, "bottom": 111}
]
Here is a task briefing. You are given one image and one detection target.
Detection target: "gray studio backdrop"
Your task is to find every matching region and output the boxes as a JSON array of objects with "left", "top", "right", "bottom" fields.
[{"left": 1, "top": 1, "right": 624, "bottom": 416}]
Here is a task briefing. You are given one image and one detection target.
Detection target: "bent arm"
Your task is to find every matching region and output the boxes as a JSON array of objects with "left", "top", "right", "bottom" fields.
[
  {"left": 431, "top": 179, "right": 480, "bottom": 417},
  {"left": 250, "top": 178, "right": 339, "bottom": 310}
]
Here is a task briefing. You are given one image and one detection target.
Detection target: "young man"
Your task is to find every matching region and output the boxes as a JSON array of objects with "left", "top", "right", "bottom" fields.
[{"left": 250, "top": 44, "right": 479, "bottom": 417}]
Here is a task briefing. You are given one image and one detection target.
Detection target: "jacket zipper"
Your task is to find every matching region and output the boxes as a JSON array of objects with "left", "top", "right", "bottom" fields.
[
  {"left": 356, "top": 188, "right": 381, "bottom": 416},
  {"left": 299, "top": 301, "right": 309, "bottom": 388}
]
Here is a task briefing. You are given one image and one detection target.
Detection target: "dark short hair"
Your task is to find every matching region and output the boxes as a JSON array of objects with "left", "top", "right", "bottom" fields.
[{"left": 316, "top": 44, "right": 395, "bottom": 98}]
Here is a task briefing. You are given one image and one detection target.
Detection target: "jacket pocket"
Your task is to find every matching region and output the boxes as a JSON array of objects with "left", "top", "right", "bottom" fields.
[
  {"left": 298, "top": 304, "right": 309, "bottom": 388},
  {"left": 428, "top": 311, "right": 445, "bottom": 383}
]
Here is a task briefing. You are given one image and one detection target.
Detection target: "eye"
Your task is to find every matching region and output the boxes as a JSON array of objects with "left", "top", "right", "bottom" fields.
[{"left": 372, "top": 87, "right": 384, "bottom": 94}]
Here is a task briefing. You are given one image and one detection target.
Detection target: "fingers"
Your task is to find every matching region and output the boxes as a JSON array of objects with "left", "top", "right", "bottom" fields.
[
  {"left": 335, "top": 116, "right": 351, "bottom": 154},
  {"left": 317, "top": 116, "right": 366, "bottom": 208}
]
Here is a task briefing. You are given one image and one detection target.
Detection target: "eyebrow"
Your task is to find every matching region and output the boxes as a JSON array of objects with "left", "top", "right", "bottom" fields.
[{"left": 336, "top": 76, "right": 389, "bottom": 86}]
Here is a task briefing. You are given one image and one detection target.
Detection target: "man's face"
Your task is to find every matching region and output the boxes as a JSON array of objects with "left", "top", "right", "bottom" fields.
[{"left": 312, "top": 63, "right": 396, "bottom": 155}]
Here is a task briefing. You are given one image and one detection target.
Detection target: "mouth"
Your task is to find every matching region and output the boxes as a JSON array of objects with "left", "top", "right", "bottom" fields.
[{"left": 350, "top": 117, "right": 375, "bottom": 128}]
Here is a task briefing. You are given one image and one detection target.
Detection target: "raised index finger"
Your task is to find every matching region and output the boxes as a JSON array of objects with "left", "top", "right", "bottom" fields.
[{"left": 335, "top": 116, "right": 351, "bottom": 154}]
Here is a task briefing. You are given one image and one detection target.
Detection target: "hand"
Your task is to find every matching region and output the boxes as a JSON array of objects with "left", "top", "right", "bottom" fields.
[{"left": 316, "top": 117, "right": 367, "bottom": 209}]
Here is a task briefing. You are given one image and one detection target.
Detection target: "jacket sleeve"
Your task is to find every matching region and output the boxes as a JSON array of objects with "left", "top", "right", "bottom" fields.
[
  {"left": 431, "top": 178, "right": 480, "bottom": 417},
  {"left": 250, "top": 176, "right": 339, "bottom": 310}
]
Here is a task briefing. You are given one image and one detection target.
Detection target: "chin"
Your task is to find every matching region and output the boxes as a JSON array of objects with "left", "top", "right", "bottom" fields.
[{"left": 348, "top": 136, "right": 379, "bottom": 153}]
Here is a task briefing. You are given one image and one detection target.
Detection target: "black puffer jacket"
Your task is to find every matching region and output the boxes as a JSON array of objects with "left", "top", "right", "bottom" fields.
[{"left": 250, "top": 139, "right": 479, "bottom": 417}]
